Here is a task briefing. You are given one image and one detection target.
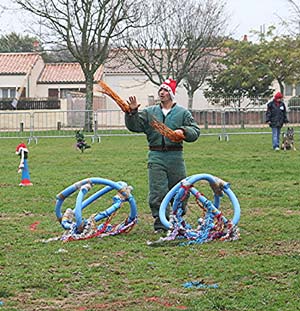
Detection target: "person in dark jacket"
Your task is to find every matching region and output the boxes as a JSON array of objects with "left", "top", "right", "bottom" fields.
[
  {"left": 266, "top": 92, "right": 288, "bottom": 150},
  {"left": 125, "top": 78, "right": 200, "bottom": 232}
]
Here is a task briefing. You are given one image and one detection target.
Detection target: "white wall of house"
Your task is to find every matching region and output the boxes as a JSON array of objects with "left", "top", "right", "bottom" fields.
[
  {"left": 102, "top": 73, "right": 210, "bottom": 110},
  {"left": 36, "top": 83, "right": 87, "bottom": 98},
  {"left": 0, "top": 75, "right": 24, "bottom": 88},
  {"left": 36, "top": 84, "right": 50, "bottom": 97},
  {"left": 0, "top": 75, "right": 25, "bottom": 99}
]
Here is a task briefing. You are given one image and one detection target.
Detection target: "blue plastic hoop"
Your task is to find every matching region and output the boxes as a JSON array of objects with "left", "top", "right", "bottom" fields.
[
  {"left": 159, "top": 173, "right": 240, "bottom": 230},
  {"left": 55, "top": 177, "right": 137, "bottom": 232}
]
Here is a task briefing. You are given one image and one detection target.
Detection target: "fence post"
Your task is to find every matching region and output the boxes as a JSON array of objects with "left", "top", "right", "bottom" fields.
[
  {"left": 204, "top": 111, "right": 208, "bottom": 129},
  {"left": 93, "top": 111, "right": 101, "bottom": 143},
  {"left": 29, "top": 112, "right": 37, "bottom": 144},
  {"left": 240, "top": 109, "right": 245, "bottom": 129}
]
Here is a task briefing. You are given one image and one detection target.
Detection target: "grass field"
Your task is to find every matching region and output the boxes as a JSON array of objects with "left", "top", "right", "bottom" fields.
[{"left": 0, "top": 132, "right": 300, "bottom": 311}]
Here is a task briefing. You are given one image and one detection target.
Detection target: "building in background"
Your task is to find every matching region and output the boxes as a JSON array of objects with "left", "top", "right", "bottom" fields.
[{"left": 1, "top": 52, "right": 298, "bottom": 111}]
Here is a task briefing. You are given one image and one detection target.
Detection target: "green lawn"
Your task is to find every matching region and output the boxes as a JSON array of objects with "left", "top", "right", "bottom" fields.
[{"left": 0, "top": 133, "right": 299, "bottom": 311}]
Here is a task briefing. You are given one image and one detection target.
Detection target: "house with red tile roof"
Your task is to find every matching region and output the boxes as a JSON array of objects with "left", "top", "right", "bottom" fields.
[
  {"left": 38, "top": 62, "right": 103, "bottom": 98},
  {"left": 0, "top": 52, "right": 44, "bottom": 99},
  {"left": 0, "top": 52, "right": 151, "bottom": 106},
  {"left": 0, "top": 51, "right": 210, "bottom": 110},
  {"left": 0, "top": 52, "right": 103, "bottom": 99}
]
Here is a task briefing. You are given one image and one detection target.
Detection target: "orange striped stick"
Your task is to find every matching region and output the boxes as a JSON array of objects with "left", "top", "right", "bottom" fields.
[
  {"left": 150, "top": 118, "right": 185, "bottom": 142},
  {"left": 98, "top": 80, "right": 131, "bottom": 113}
]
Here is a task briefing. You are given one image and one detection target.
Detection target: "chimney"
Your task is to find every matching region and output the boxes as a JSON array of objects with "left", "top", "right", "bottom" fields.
[{"left": 33, "top": 40, "right": 40, "bottom": 51}]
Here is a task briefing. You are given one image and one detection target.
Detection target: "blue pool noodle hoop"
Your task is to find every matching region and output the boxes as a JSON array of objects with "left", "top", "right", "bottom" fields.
[
  {"left": 55, "top": 177, "right": 137, "bottom": 231},
  {"left": 159, "top": 173, "right": 240, "bottom": 230}
]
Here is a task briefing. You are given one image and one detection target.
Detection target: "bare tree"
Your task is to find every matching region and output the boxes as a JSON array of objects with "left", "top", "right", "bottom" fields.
[
  {"left": 183, "top": 53, "right": 215, "bottom": 109},
  {"left": 15, "top": 0, "right": 148, "bottom": 130},
  {"left": 285, "top": 0, "right": 300, "bottom": 36},
  {"left": 123, "top": 0, "right": 227, "bottom": 109}
]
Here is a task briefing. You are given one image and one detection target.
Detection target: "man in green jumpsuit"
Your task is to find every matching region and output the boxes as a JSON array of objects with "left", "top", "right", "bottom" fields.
[{"left": 125, "top": 78, "right": 200, "bottom": 232}]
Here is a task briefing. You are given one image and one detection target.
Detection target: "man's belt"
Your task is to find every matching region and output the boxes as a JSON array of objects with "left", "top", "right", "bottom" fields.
[{"left": 149, "top": 145, "right": 183, "bottom": 152}]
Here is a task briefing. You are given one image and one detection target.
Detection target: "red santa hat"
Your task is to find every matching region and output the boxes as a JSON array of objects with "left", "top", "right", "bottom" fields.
[
  {"left": 16, "top": 143, "right": 28, "bottom": 155},
  {"left": 274, "top": 92, "right": 283, "bottom": 100},
  {"left": 159, "top": 78, "right": 177, "bottom": 100}
]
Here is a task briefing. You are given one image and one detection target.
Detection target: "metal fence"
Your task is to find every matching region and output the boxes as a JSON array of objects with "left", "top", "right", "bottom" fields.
[
  {"left": 0, "top": 107, "right": 299, "bottom": 143},
  {"left": 192, "top": 107, "right": 300, "bottom": 140},
  {"left": 0, "top": 111, "right": 33, "bottom": 140}
]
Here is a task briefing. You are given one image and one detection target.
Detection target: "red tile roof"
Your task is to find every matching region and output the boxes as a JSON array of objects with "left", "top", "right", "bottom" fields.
[
  {"left": 0, "top": 52, "right": 140, "bottom": 84},
  {"left": 38, "top": 63, "right": 104, "bottom": 84},
  {"left": 104, "top": 55, "right": 140, "bottom": 74},
  {"left": 0, "top": 52, "right": 42, "bottom": 75}
]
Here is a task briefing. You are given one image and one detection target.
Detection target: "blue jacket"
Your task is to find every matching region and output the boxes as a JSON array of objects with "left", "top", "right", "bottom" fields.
[{"left": 266, "top": 100, "right": 288, "bottom": 128}]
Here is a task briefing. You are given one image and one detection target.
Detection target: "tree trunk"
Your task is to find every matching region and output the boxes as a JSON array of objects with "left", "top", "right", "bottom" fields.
[
  {"left": 187, "top": 91, "right": 194, "bottom": 110},
  {"left": 84, "top": 74, "right": 94, "bottom": 132},
  {"left": 278, "top": 80, "right": 285, "bottom": 95}
]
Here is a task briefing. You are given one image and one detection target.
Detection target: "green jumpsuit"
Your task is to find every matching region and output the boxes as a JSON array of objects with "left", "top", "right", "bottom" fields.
[{"left": 125, "top": 103, "right": 200, "bottom": 230}]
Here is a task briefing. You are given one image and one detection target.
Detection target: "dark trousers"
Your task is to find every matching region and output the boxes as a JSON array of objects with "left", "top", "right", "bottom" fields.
[{"left": 147, "top": 151, "right": 186, "bottom": 219}]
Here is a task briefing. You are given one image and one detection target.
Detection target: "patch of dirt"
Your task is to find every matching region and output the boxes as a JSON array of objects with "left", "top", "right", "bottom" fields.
[
  {"left": 9, "top": 291, "right": 188, "bottom": 311},
  {"left": 0, "top": 183, "right": 14, "bottom": 187},
  {"left": 286, "top": 210, "right": 300, "bottom": 215},
  {"left": 238, "top": 240, "right": 300, "bottom": 257}
]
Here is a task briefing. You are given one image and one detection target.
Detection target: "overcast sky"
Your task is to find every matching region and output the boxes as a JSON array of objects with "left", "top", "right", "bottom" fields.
[
  {"left": 0, "top": 0, "right": 294, "bottom": 40},
  {"left": 226, "top": 0, "right": 292, "bottom": 40}
]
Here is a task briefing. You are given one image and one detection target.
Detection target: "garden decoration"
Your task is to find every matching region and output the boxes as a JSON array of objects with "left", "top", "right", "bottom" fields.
[
  {"left": 75, "top": 130, "right": 91, "bottom": 152},
  {"left": 55, "top": 177, "right": 138, "bottom": 242},
  {"left": 16, "top": 143, "right": 33, "bottom": 186},
  {"left": 149, "top": 173, "right": 240, "bottom": 246}
]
